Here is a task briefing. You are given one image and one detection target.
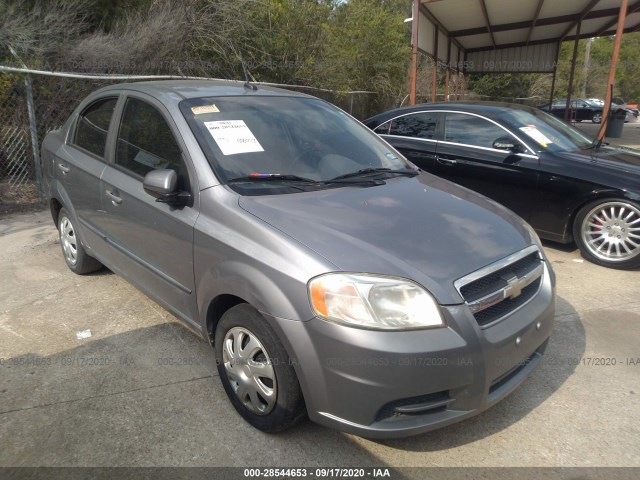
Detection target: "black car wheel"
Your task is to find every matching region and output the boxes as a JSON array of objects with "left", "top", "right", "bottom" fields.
[
  {"left": 214, "top": 304, "right": 306, "bottom": 432},
  {"left": 57, "top": 208, "right": 102, "bottom": 274},
  {"left": 591, "top": 112, "right": 602, "bottom": 124},
  {"left": 574, "top": 199, "right": 640, "bottom": 269}
]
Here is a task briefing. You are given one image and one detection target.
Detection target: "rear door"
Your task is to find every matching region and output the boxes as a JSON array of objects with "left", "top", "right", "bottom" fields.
[
  {"left": 97, "top": 93, "right": 200, "bottom": 326},
  {"left": 56, "top": 96, "right": 119, "bottom": 260},
  {"left": 434, "top": 112, "right": 540, "bottom": 221},
  {"left": 373, "top": 111, "right": 441, "bottom": 170}
]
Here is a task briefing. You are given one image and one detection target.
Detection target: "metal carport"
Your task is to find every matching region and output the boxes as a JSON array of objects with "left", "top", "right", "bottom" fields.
[{"left": 408, "top": 0, "right": 640, "bottom": 140}]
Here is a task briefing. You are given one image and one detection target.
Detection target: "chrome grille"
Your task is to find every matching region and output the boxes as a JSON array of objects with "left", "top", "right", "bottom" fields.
[{"left": 455, "top": 246, "right": 544, "bottom": 328}]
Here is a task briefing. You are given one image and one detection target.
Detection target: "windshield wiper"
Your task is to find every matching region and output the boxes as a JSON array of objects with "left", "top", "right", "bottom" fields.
[
  {"left": 228, "top": 174, "right": 319, "bottom": 184},
  {"left": 585, "top": 139, "right": 609, "bottom": 150},
  {"left": 227, "top": 173, "right": 384, "bottom": 187},
  {"left": 330, "top": 167, "right": 419, "bottom": 181}
]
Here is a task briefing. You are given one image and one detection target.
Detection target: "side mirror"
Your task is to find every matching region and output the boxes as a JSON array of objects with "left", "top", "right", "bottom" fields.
[
  {"left": 493, "top": 136, "right": 524, "bottom": 153},
  {"left": 143, "top": 169, "right": 190, "bottom": 206}
]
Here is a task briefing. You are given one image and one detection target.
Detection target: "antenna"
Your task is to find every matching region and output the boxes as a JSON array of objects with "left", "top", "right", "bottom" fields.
[{"left": 242, "top": 61, "right": 258, "bottom": 91}]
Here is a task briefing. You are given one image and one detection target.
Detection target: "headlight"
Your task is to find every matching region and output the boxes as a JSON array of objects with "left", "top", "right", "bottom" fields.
[{"left": 308, "top": 273, "right": 444, "bottom": 330}]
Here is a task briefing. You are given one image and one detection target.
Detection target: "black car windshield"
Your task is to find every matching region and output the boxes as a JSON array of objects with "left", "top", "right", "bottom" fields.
[
  {"left": 499, "top": 108, "right": 594, "bottom": 152},
  {"left": 180, "top": 96, "right": 411, "bottom": 194}
]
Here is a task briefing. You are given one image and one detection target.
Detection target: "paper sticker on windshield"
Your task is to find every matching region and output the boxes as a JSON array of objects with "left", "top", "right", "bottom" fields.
[
  {"left": 192, "top": 104, "right": 220, "bottom": 115},
  {"left": 519, "top": 126, "right": 553, "bottom": 147},
  {"left": 204, "top": 120, "right": 264, "bottom": 156}
]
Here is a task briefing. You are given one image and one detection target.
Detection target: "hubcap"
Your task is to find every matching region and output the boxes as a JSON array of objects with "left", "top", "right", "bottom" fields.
[
  {"left": 60, "top": 216, "right": 78, "bottom": 266},
  {"left": 222, "top": 327, "right": 276, "bottom": 415},
  {"left": 582, "top": 202, "right": 640, "bottom": 262}
]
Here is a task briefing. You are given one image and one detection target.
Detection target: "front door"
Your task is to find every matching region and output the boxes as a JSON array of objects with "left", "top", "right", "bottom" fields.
[
  {"left": 98, "top": 94, "right": 200, "bottom": 326},
  {"left": 434, "top": 112, "right": 539, "bottom": 222}
]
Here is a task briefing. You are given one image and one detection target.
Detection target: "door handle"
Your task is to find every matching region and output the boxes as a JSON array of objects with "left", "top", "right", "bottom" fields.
[
  {"left": 437, "top": 157, "right": 458, "bottom": 166},
  {"left": 105, "top": 190, "right": 123, "bottom": 205},
  {"left": 58, "top": 164, "right": 70, "bottom": 175}
]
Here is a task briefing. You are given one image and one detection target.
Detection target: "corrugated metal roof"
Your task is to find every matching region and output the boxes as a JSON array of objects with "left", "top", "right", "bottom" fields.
[{"left": 415, "top": 0, "right": 640, "bottom": 72}]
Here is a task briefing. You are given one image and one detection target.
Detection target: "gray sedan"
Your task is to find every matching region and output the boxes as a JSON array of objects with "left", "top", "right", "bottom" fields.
[{"left": 42, "top": 80, "right": 555, "bottom": 438}]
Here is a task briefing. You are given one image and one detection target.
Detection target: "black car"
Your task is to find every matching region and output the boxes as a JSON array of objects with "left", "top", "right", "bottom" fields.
[
  {"left": 364, "top": 102, "right": 640, "bottom": 269},
  {"left": 538, "top": 98, "right": 603, "bottom": 123}
]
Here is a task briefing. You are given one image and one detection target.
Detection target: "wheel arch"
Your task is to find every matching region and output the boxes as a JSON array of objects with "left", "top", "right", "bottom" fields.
[
  {"left": 566, "top": 189, "right": 630, "bottom": 241},
  {"left": 48, "top": 180, "right": 78, "bottom": 228},
  {"left": 50, "top": 197, "right": 63, "bottom": 227},
  {"left": 205, "top": 294, "right": 247, "bottom": 345}
]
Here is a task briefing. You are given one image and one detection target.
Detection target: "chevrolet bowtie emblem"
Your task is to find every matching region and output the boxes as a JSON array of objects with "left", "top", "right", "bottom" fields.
[{"left": 502, "top": 273, "right": 525, "bottom": 299}]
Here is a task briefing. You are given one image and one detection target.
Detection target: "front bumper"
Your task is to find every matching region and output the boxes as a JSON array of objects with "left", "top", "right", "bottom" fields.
[{"left": 267, "top": 263, "right": 556, "bottom": 439}]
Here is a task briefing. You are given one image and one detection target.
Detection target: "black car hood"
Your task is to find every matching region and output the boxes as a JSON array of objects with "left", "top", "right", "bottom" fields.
[
  {"left": 239, "top": 174, "right": 535, "bottom": 305},
  {"left": 592, "top": 145, "right": 640, "bottom": 170},
  {"left": 555, "top": 145, "right": 640, "bottom": 173},
  {"left": 550, "top": 146, "right": 640, "bottom": 189}
]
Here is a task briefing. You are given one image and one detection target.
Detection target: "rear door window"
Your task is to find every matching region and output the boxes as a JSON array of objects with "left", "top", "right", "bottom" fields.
[
  {"left": 73, "top": 97, "right": 118, "bottom": 158},
  {"left": 388, "top": 112, "right": 440, "bottom": 139}
]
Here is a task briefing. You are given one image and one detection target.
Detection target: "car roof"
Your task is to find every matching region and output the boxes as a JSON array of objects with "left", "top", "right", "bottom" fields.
[
  {"left": 93, "top": 79, "right": 313, "bottom": 104},
  {"left": 364, "top": 101, "right": 539, "bottom": 124}
]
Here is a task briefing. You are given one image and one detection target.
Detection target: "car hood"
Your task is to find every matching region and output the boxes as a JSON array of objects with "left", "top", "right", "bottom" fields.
[
  {"left": 238, "top": 174, "right": 534, "bottom": 305},
  {"left": 592, "top": 145, "right": 640, "bottom": 170},
  {"left": 551, "top": 146, "right": 640, "bottom": 185}
]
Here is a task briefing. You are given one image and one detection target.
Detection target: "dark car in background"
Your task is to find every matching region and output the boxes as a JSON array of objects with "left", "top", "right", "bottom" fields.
[
  {"left": 41, "top": 81, "right": 555, "bottom": 438},
  {"left": 538, "top": 98, "right": 604, "bottom": 123},
  {"left": 611, "top": 97, "right": 639, "bottom": 122},
  {"left": 364, "top": 102, "right": 640, "bottom": 269}
]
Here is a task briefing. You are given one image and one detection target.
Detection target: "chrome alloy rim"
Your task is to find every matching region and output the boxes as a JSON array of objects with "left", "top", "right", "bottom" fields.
[
  {"left": 222, "top": 327, "right": 276, "bottom": 415},
  {"left": 582, "top": 201, "right": 640, "bottom": 262},
  {"left": 60, "top": 216, "right": 78, "bottom": 266}
]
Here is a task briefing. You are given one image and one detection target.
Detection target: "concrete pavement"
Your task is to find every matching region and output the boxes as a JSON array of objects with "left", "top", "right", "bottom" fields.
[{"left": 0, "top": 210, "right": 639, "bottom": 468}]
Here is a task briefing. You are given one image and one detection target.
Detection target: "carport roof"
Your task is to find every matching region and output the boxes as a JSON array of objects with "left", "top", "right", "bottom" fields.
[{"left": 421, "top": 0, "right": 640, "bottom": 53}]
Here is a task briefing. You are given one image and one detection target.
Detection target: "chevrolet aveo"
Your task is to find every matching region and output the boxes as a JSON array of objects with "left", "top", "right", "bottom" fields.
[{"left": 42, "top": 81, "right": 555, "bottom": 438}]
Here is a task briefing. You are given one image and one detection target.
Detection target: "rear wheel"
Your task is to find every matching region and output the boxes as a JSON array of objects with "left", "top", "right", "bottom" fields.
[
  {"left": 58, "top": 208, "right": 102, "bottom": 274},
  {"left": 591, "top": 112, "right": 602, "bottom": 124},
  {"left": 214, "top": 304, "right": 305, "bottom": 432},
  {"left": 573, "top": 199, "right": 640, "bottom": 269}
]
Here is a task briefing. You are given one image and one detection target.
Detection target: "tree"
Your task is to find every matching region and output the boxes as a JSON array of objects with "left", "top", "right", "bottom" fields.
[{"left": 310, "top": 0, "right": 410, "bottom": 99}]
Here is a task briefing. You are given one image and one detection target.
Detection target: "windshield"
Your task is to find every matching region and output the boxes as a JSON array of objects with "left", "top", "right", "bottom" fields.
[
  {"left": 180, "top": 96, "right": 411, "bottom": 194},
  {"left": 499, "top": 108, "right": 594, "bottom": 152}
]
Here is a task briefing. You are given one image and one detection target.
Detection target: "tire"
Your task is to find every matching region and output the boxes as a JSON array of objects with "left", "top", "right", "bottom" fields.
[
  {"left": 57, "top": 208, "right": 102, "bottom": 274},
  {"left": 592, "top": 112, "right": 602, "bottom": 124},
  {"left": 573, "top": 199, "right": 640, "bottom": 269},
  {"left": 214, "top": 304, "right": 305, "bottom": 432}
]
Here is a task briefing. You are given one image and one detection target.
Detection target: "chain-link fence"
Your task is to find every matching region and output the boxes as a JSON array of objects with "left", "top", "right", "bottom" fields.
[
  {"left": 0, "top": 67, "right": 380, "bottom": 214},
  {"left": 0, "top": 73, "right": 38, "bottom": 214},
  {"left": 1, "top": 69, "right": 126, "bottom": 214}
]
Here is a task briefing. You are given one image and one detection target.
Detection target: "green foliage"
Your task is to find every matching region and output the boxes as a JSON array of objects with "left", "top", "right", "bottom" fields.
[
  {"left": 551, "top": 34, "right": 640, "bottom": 104},
  {"left": 311, "top": 0, "right": 409, "bottom": 92},
  {"left": 468, "top": 74, "right": 537, "bottom": 100}
]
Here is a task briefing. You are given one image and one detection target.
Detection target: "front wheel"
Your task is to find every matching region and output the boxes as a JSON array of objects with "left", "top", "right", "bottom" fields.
[
  {"left": 592, "top": 112, "right": 602, "bottom": 124},
  {"left": 58, "top": 208, "right": 102, "bottom": 274},
  {"left": 214, "top": 304, "right": 305, "bottom": 432},
  {"left": 573, "top": 199, "right": 640, "bottom": 269}
]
